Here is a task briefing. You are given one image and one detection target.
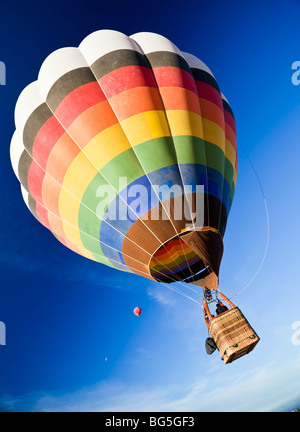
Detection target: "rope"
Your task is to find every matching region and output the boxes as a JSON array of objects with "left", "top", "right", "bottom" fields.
[
  {"left": 159, "top": 281, "right": 203, "bottom": 305},
  {"left": 229, "top": 141, "right": 270, "bottom": 300},
  {"left": 158, "top": 140, "right": 270, "bottom": 305}
]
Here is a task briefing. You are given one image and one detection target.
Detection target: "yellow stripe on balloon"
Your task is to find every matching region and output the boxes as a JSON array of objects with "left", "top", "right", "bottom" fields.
[
  {"left": 233, "top": 169, "right": 237, "bottom": 186},
  {"left": 225, "top": 138, "right": 237, "bottom": 173},
  {"left": 120, "top": 110, "right": 170, "bottom": 146},
  {"left": 165, "top": 110, "right": 204, "bottom": 139},
  {"left": 59, "top": 152, "right": 98, "bottom": 242},
  {"left": 57, "top": 123, "right": 131, "bottom": 255},
  {"left": 60, "top": 124, "right": 130, "bottom": 217},
  {"left": 202, "top": 118, "right": 225, "bottom": 152},
  {"left": 84, "top": 123, "right": 131, "bottom": 169},
  {"left": 57, "top": 125, "right": 132, "bottom": 260}
]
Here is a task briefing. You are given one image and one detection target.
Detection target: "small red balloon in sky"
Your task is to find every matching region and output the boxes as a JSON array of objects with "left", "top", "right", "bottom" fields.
[{"left": 133, "top": 307, "right": 142, "bottom": 317}]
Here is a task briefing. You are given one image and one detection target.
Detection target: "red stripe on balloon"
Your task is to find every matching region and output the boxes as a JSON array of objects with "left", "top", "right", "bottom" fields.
[
  {"left": 32, "top": 117, "right": 65, "bottom": 170},
  {"left": 153, "top": 66, "right": 198, "bottom": 94},
  {"left": 223, "top": 109, "right": 236, "bottom": 135},
  {"left": 27, "top": 161, "right": 45, "bottom": 205},
  {"left": 100, "top": 65, "right": 156, "bottom": 99},
  {"left": 35, "top": 200, "right": 51, "bottom": 230},
  {"left": 55, "top": 81, "right": 106, "bottom": 129},
  {"left": 194, "top": 81, "right": 223, "bottom": 110}
]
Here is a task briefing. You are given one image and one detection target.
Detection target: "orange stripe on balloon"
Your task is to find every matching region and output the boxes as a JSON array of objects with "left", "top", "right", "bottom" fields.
[
  {"left": 108, "top": 86, "right": 164, "bottom": 121},
  {"left": 48, "top": 212, "right": 81, "bottom": 256},
  {"left": 55, "top": 234, "right": 81, "bottom": 256},
  {"left": 195, "top": 82, "right": 223, "bottom": 111},
  {"left": 159, "top": 87, "right": 201, "bottom": 114},
  {"left": 35, "top": 200, "right": 51, "bottom": 230},
  {"left": 199, "top": 98, "right": 225, "bottom": 131},
  {"left": 27, "top": 161, "right": 45, "bottom": 204},
  {"left": 225, "top": 123, "right": 237, "bottom": 151},
  {"left": 67, "top": 100, "right": 118, "bottom": 148},
  {"left": 224, "top": 109, "right": 236, "bottom": 134},
  {"left": 42, "top": 174, "right": 61, "bottom": 216},
  {"left": 46, "top": 133, "right": 81, "bottom": 184},
  {"left": 48, "top": 211, "right": 66, "bottom": 240}
]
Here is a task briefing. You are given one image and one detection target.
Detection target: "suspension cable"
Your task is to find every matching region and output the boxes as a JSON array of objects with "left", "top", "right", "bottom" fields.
[{"left": 229, "top": 141, "right": 270, "bottom": 300}]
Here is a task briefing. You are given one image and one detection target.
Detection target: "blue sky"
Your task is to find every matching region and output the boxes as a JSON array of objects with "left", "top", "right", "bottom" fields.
[{"left": 0, "top": 0, "right": 300, "bottom": 412}]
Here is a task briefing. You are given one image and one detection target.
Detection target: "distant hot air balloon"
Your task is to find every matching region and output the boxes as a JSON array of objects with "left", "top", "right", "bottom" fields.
[
  {"left": 10, "top": 30, "right": 259, "bottom": 363},
  {"left": 133, "top": 307, "right": 142, "bottom": 317}
]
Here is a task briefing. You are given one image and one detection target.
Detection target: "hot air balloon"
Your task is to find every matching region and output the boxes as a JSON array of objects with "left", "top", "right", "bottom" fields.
[
  {"left": 10, "top": 30, "right": 259, "bottom": 363},
  {"left": 133, "top": 307, "right": 142, "bottom": 317}
]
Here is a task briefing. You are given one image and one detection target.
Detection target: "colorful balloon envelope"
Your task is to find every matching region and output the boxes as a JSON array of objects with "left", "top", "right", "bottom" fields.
[
  {"left": 133, "top": 307, "right": 142, "bottom": 317},
  {"left": 10, "top": 30, "right": 237, "bottom": 290}
]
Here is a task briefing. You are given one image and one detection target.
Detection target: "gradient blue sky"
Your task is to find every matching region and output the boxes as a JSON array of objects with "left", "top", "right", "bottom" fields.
[{"left": 0, "top": 0, "right": 300, "bottom": 412}]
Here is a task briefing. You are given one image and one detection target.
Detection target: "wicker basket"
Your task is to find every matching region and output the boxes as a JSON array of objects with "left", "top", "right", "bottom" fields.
[{"left": 209, "top": 307, "right": 259, "bottom": 364}]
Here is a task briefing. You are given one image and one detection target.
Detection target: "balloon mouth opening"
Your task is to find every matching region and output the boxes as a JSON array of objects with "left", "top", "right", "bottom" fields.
[{"left": 149, "top": 228, "right": 219, "bottom": 284}]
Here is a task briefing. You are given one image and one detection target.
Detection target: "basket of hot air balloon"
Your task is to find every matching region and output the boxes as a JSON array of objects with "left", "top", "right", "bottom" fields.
[
  {"left": 203, "top": 292, "right": 260, "bottom": 364},
  {"left": 10, "top": 30, "right": 259, "bottom": 364}
]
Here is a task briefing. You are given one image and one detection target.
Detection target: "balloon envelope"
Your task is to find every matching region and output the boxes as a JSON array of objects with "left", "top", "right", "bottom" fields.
[
  {"left": 133, "top": 307, "right": 142, "bottom": 317},
  {"left": 10, "top": 30, "right": 237, "bottom": 289}
]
